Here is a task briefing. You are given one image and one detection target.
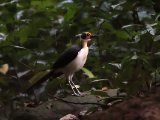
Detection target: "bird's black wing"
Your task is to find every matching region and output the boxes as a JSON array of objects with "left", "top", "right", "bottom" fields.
[
  {"left": 52, "top": 45, "right": 82, "bottom": 69},
  {"left": 25, "top": 45, "right": 81, "bottom": 93}
]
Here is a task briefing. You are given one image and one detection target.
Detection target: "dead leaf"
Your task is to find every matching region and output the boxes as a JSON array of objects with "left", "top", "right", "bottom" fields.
[
  {"left": 60, "top": 114, "right": 78, "bottom": 120},
  {"left": 0, "top": 64, "right": 9, "bottom": 75},
  {"left": 101, "top": 87, "right": 108, "bottom": 91}
]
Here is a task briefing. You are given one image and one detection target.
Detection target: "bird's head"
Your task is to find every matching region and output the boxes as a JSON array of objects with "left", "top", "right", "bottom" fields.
[{"left": 75, "top": 32, "right": 98, "bottom": 41}]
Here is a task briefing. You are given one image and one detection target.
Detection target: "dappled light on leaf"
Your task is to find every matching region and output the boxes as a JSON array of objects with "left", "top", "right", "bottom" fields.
[
  {"left": 0, "top": 64, "right": 9, "bottom": 75},
  {"left": 0, "top": 33, "right": 7, "bottom": 41},
  {"left": 82, "top": 67, "right": 95, "bottom": 78},
  {"left": 28, "top": 71, "right": 49, "bottom": 85}
]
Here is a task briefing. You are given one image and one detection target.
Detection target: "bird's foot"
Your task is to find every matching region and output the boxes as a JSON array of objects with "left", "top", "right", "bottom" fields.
[
  {"left": 72, "top": 90, "right": 84, "bottom": 97},
  {"left": 72, "top": 93, "right": 83, "bottom": 97},
  {"left": 68, "top": 81, "right": 83, "bottom": 96}
]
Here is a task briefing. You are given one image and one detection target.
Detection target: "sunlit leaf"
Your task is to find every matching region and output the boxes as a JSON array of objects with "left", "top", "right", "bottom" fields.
[
  {"left": 108, "top": 63, "right": 121, "bottom": 69},
  {"left": 131, "top": 52, "right": 138, "bottom": 60},
  {"left": 0, "top": 64, "right": 9, "bottom": 75},
  {"left": 111, "top": 1, "right": 126, "bottom": 10},
  {"left": 122, "top": 24, "right": 134, "bottom": 29},
  {"left": 146, "top": 24, "right": 156, "bottom": 35},
  {"left": 154, "top": 35, "right": 160, "bottom": 42},
  {"left": 18, "top": 70, "right": 31, "bottom": 78},
  {"left": 81, "top": 67, "right": 95, "bottom": 78},
  {"left": 10, "top": 45, "right": 27, "bottom": 49},
  {"left": 154, "top": 52, "right": 160, "bottom": 56},
  {"left": 29, "top": 71, "right": 48, "bottom": 85},
  {"left": 91, "top": 79, "right": 109, "bottom": 83},
  {"left": 0, "top": 33, "right": 7, "bottom": 41}
]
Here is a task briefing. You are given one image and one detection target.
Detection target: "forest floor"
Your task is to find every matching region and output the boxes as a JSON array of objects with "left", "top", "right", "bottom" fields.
[{"left": 6, "top": 86, "right": 160, "bottom": 120}]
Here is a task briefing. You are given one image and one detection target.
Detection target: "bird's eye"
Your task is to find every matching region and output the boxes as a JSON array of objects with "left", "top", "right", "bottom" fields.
[{"left": 86, "top": 33, "right": 90, "bottom": 36}]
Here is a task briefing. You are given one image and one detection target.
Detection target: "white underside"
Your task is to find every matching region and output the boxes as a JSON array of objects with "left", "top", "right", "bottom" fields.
[{"left": 59, "top": 47, "right": 89, "bottom": 77}]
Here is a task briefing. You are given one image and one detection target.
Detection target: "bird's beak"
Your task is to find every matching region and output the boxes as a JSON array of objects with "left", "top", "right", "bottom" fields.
[
  {"left": 75, "top": 34, "right": 82, "bottom": 38},
  {"left": 75, "top": 33, "right": 98, "bottom": 39},
  {"left": 90, "top": 34, "right": 98, "bottom": 38}
]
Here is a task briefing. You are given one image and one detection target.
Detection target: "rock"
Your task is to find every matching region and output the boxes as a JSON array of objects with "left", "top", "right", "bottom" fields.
[
  {"left": 11, "top": 112, "right": 39, "bottom": 120},
  {"left": 10, "top": 94, "right": 99, "bottom": 120}
]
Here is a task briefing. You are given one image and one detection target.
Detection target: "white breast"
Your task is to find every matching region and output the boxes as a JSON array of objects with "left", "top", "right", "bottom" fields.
[{"left": 62, "top": 47, "right": 89, "bottom": 76}]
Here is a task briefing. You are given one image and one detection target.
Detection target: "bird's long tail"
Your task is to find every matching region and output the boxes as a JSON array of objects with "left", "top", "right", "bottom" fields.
[{"left": 26, "top": 70, "right": 62, "bottom": 92}]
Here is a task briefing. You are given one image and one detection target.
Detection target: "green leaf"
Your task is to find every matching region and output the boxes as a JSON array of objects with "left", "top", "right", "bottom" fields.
[
  {"left": 115, "top": 30, "right": 130, "bottom": 39},
  {"left": 29, "top": 71, "right": 48, "bottom": 85},
  {"left": 64, "top": 3, "right": 76, "bottom": 22},
  {"left": 10, "top": 45, "right": 27, "bottom": 49},
  {"left": 91, "top": 79, "right": 109, "bottom": 83},
  {"left": 31, "top": 0, "right": 54, "bottom": 9},
  {"left": 17, "top": 26, "right": 30, "bottom": 44},
  {"left": 154, "top": 35, "right": 160, "bottom": 42},
  {"left": 103, "top": 22, "right": 114, "bottom": 31},
  {"left": 81, "top": 67, "right": 95, "bottom": 78}
]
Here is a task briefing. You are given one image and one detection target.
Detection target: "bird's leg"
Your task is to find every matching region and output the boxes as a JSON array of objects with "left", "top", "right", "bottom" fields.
[
  {"left": 70, "top": 75, "right": 81, "bottom": 96},
  {"left": 68, "top": 76, "right": 79, "bottom": 96},
  {"left": 70, "top": 75, "right": 82, "bottom": 95},
  {"left": 68, "top": 75, "right": 81, "bottom": 96}
]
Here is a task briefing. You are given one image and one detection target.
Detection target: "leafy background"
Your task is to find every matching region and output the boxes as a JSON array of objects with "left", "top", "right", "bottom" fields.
[{"left": 0, "top": 0, "right": 160, "bottom": 118}]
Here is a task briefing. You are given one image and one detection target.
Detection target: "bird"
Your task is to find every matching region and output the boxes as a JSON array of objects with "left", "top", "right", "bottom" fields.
[{"left": 28, "top": 32, "right": 97, "bottom": 96}]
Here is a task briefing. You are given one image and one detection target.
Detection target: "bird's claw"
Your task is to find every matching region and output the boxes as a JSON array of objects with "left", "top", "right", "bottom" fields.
[{"left": 72, "top": 92, "right": 83, "bottom": 96}]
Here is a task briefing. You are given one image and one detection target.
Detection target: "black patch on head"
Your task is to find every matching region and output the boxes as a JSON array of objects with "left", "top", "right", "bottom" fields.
[{"left": 81, "top": 33, "right": 86, "bottom": 39}]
